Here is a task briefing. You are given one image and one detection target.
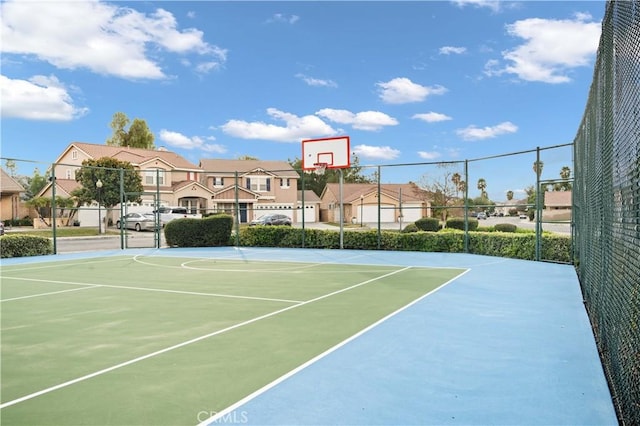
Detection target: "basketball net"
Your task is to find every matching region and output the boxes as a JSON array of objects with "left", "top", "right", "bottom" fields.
[{"left": 313, "top": 162, "right": 328, "bottom": 175}]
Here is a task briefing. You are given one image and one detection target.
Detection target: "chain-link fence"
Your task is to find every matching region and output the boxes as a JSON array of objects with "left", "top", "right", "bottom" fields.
[
  {"left": 2, "top": 141, "right": 573, "bottom": 258},
  {"left": 573, "top": 1, "right": 640, "bottom": 424}
]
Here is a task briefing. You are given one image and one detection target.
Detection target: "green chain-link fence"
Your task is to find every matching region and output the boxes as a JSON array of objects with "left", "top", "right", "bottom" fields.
[{"left": 573, "top": 1, "right": 639, "bottom": 424}]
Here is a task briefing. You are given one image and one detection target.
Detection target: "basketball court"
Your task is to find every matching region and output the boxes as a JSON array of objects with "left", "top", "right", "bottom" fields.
[{"left": 0, "top": 247, "right": 617, "bottom": 425}]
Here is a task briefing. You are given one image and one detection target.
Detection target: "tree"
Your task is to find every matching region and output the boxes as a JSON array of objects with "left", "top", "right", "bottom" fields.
[
  {"left": 554, "top": 166, "right": 572, "bottom": 191},
  {"left": 72, "top": 157, "right": 144, "bottom": 208},
  {"left": 533, "top": 160, "right": 544, "bottom": 177},
  {"left": 477, "top": 178, "right": 487, "bottom": 199},
  {"left": 28, "top": 168, "right": 50, "bottom": 199},
  {"left": 451, "top": 172, "right": 462, "bottom": 198},
  {"left": 289, "top": 155, "right": 373, "bottom": 197},
  {"left": 506, "top": 190, "right": 514, "bottom": 201},
  {"left": 237, "top": 155, "right": 259, "bottom": 160},
  {"left": 26, "top": 196, "right": 76, "bottom": 226},
  {"left": 106, "top": 112, "right": 155, "bottom": 149},
  {"left": 4, "top": 159, "right": 17, "bottom": 176},
  {"left": 419, "top": 164, "right": 460, "bottom": 223}
]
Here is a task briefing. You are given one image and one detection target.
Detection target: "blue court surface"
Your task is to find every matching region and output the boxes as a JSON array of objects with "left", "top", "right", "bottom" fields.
[{"left": 1, "top": 248, "right": 617, "bottom": 425}]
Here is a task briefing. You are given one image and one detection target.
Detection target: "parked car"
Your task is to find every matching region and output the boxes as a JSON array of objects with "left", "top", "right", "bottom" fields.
[
  {"left": 250, "top": 214, "right": 292, "bottom": 226},
  {"left": 152, "top": 206, "right": 202, "bottom": 226},
  {"left": 519, "top": 213, "right": 528, "bottom": 219},
  {"left": 116, "top": 212, "right": 158, "bottom": 232},
  {"left": 477, "top": 212, "right": 487, "bottom": 220}
]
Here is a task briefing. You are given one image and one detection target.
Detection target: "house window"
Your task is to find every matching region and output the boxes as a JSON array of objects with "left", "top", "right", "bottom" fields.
[
  {"left": 280, "top": 178, "right": 290, "bottom": 188},
  {"left": 213, "top": 177, "right": 224, "bottom": 187},
  {"left": 65, "top": 169, "right": 74, "bottom": 179},
  {"left": 144, "top": 169, "right": 165, "bottom": 186},
  {"left": 246, "top": 176, "right": 270, "bottom": 192},
  {"left": 72, "top": 150, "right": 78, "bottom": 160}
]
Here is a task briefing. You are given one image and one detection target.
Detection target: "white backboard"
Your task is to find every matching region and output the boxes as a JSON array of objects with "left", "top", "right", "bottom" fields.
[{"left": 302, "top": 136, "right": 351, "bottom": 170}]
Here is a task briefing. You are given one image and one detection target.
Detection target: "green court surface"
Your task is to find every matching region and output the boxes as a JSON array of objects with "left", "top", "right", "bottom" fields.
[{"left": 0, "top": 254, "right": 464, "bottom": 425}]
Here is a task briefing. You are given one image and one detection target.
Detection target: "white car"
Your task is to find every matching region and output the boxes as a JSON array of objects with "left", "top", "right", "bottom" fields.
[{"left": 519, "top": 213, "right": 528, "bottom": 219}]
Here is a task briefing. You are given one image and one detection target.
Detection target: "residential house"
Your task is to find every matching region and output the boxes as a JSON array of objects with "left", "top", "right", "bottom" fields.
[
  {"left": 320, "top": 182, "right": 431, "bottom": 225},
  {"left": 0, "top": 168, "right": 28, "bottom": 221},
  {"left": 38, "top": 142, "right": 208, "bottom": 227},
  {"left": 198, "top": 159, "right": 305, "bottom": 223},
  {"left": 298, "top": 190, "right": 321, "bottom": 223},
  {"left": 543, "top": 190, "right": 572, "bottom": 220}
]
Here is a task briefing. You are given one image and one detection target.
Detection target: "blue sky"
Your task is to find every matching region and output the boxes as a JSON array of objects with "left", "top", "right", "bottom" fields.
[{"left": 1, "top": 0, "right": 605, "bottom": 201}]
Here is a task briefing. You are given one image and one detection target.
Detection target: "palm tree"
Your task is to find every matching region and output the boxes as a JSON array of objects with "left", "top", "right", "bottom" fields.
[
  {"left": 451, "top": 173, "right": 462, "bottom": 197},
  {"left": 560, "top": 166, "right": 571, "bottom": 180},
  {"left": 506, "top": 190, "right": 514, "bottom": 201},
  {"left": 477, "top": 178, "right": 487, "bottom": 195},
  {"left": 533, "top": 161, "right": 544, "bottom": 177}
]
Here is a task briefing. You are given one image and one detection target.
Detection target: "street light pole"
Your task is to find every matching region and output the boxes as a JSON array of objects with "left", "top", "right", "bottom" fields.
[
  {"left": 96, "top": 179, "right": 103, "bottom": 234},
  {"left": 360, "top": 194, "right": 364, "bottom": 227}
]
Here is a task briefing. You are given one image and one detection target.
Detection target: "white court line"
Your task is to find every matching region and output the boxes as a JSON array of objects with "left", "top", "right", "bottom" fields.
[
  {"left": 0, "top": 266, "right": 411, "bottom": 410},
  {"left": 199, "top": 267, "right": 471, "bottom": 426},
  {"left": 0, "top": 277, "right": 303, "bottom": 304},
  {"left": 0, "top": 257, "right": 131, "bottom": 273},
  {"left": 0, "top": 285, "right": 101, "bottom": 302}
]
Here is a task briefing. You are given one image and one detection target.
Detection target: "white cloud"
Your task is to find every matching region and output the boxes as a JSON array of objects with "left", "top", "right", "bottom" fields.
[
  {"left": 158, "top": 129, "right": 227, "bottom": 153},
  {"left": 412, "top": 112, "right": 452, "bottom": 123},
  {"left": 0, "top": 74, "right": 88, "bottom": 121},
  {"left": 451, "top": 0, "right": 502, "bottom": 13},
  {"left": 316, "top": 109, "right": 398, "bottom": 131},
  {"left": 353, "top": 144, "right": 400, "bottom": 161},
  {"left": 220, "top": 108, "right": 337, "bottom": 142},
  {"left": 376, "top": 77, "right": 447, "bottom": 104},
  {"left": 439, "top": 46, "right": 467, "bottom": 55},
  {"left": 418, "top": 151, "right": 441, "bottom": 160},
  {"left": 295, "top": 74, "right": 337, "bottom": 88},
  {"left": 485, "top": 13, "right": 601, "bottom": 83},
  {"left": 0, "top": 0, "right": 226, "bottom": 80},
  {"left": 266, "top": 13, "right": 300, "bottom": 24},
  {"left": 456, "top": 121, "right": 518, "bottom": 140}
]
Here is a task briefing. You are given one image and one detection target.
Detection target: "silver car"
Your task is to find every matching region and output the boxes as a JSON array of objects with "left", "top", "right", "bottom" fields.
[{"left": 115, "top": 213, "right": 158, "bottom": 232}]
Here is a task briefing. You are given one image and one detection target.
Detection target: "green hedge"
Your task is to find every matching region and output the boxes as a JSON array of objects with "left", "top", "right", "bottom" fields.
[
  {"left": 0, "top": 234, "right": 53, "bottom": 258},
  {"left": 237, "top": 228, "right": 571, "bottom": 263},
  {"left": 164, "top": 215, "right": 233, "bottom": 247},
  {"left": 414, "top": 217, "right": 440, "bottom": 232},
  {"left": 447, "top": 217, "right": 479, "bottom": 231},
  {"left": 494, "top": 223, "right": 517, "bottom": 233}
]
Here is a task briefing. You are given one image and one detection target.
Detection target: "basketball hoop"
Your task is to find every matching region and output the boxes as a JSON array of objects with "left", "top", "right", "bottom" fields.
[{"left": 313, "top": 162, "right": 328, "bottom": 175}]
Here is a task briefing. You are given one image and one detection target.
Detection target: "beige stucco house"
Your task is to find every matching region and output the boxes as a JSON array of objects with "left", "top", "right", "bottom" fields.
[
  {"left": 320, "top": 182, "right": 431, "bottom": 225},
  {"left": 0, "top": 168, "right": 28, "bottom": 222},
  {"left": 543, "top": 190, "right": 572, "bottom": 220},
  {"left": 37, "top": 143, "right": 311, "bottom": 226},
  {"left": 198, "top": 159, "right": 309, "bottom": 223}
]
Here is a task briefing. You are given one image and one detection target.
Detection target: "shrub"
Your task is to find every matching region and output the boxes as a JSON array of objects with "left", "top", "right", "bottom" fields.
[
  {"left": 402, "top": 223, "right": 419, "bottom": 233},
  {"left": 164, "top": 215, "right": 233, "bottom": 247},
  {"left": 235, "top": 226, "right": 570, "bottom": 263},
  {"left": 494, "top": 223, "right": 517, "bottom": 233},
  {"left": 446, "top": 217, "right": 478, "bottom": 231},
  {"left": 0, "top": 234, "right": 53, "bottom": 258},
  {"left": 414, "top": 217, "right": 440, "bottom": 232}
]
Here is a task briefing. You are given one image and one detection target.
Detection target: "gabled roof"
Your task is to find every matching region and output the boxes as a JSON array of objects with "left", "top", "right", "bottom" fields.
[
  {"left": 36, "top": 179, "right": 80, "bottom": 198},
  {"left": 298, "top": 190, "right": 321, "bottom": 203},
  {"left": 60, "top": 142, "right": 202, "bottom": 171},
  {"left": 0, "top": 168, "right": 25, "bottom": 193},
  {"left": 199, "top": 159, "right": 299, "bottom": 178},
  {"left": 322, "top": 183, "right": 428, "bottom": 203}
]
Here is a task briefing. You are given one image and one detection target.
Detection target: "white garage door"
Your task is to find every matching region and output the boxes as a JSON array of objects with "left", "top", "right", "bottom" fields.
[
  {"left": 400, "top": 203, "right": 423, "bottom": 223},
  {"left": 302, "top": 205, "right": 316, "bottom": 223},
  {"left": 362, "top": 204, "right": 395, "bottom": 223}
]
